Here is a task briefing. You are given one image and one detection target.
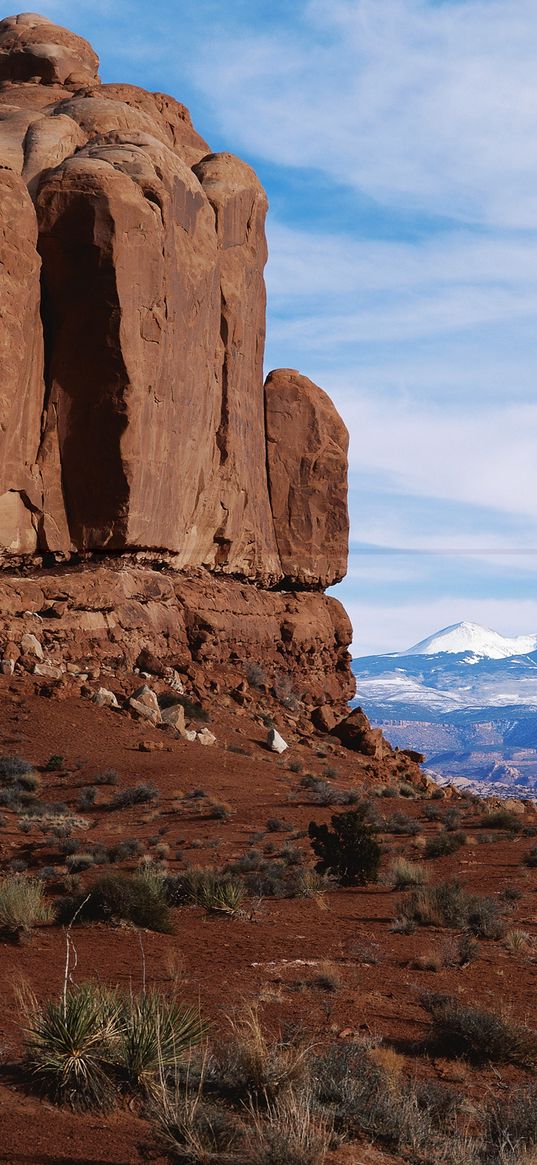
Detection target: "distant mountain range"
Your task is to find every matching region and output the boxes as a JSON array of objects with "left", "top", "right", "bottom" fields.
[{"left": 352, "top": 622, "right": 537, "bottom": 796}]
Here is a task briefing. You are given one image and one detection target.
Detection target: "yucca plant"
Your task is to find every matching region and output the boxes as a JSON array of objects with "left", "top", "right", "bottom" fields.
[
  {"left": 199, "top": 877, "right": 244, "bottom": 916},
  {"left": 23, "top": 983, "right": 121, "bottom": 1110},
  {"left": 0, "top": 874, "right": 53, "bottom": 939},
  {"left": 115, "top": 991, "right": 207, "bottom": 1087}
]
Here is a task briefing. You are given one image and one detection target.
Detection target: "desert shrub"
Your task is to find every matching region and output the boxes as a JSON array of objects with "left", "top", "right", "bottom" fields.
[
  {"left": 388, "top": 858, "right": 429, "bottom": 889},
  {"left": 114, "top": 991, "right": 206, "bottom": 1086},
  {"left": 111, "top": 783, "right": 159, "bottom": 809},
  {"left": 480, "top": 809, "right": 523, "bottom": 833},
  {"left": 421, "top": 993, "right": 537, "bottom": 1067},
  {"left": 0, "top": 756, "right": 37, "bottom": 788},
  {"left": 245, "top": 661, "right": 269, "bottom": 689},
  {"left": 424, "top": 830, "right": 467, "bottom": 858},
  {"left": 150, "top": 1071, "right": 242, "bottom": 1163},
  {"left": 383, "top": 811, "right": 420, "bottom": 837},
  {"left": 0, "top": 874, "right": 52, "bottom": 938},
  {"left": 57, "top": 872, "right": 172, "bottom": 933},
  {"left": 266, "top": 817, "right": 292, "bottom": 833},
  {"left": 23, "top": 983, "right": 120, "bottom": 1110},
  {"left": 272, "top": 669, "right": 300, "bottom": 711},
  {"left": 505, "top": 928, "right": 531, "bottom": 953},
  {"left": 77, "top": 787, "right": 97, "bottom": 810},
  {"left": 43, "top": 755, "right": 64, "bottom": 772},
  {"left": 398, "top": 880, "right": 505, "bottom": 937},
  {"left": 398, "top": 782, "right": 416, "bottom": 798},
  {"left": 166, "top": 868, "right": 244, "bottom": 915},
  {"left": 93, "top": 768, "right": 119, "bottom": 786},
  {"left": 248, "top": 1090, "right": 331, "bottom": 1165},
  {"left": 308, "top": 806, "right": 381, "bottom": 886},
  {"left": 215, "top": 1006, "right": 310, "bottom": 1102},
  {"left": 66, "top": 853, "right": 95, "bottom": 873},
  {"left": 523, "top": 845, "right": 537, "bottom": 868},
  {"left": 304, "top": 777, "right": 357, "bottom": 807},
  {"left": 484, "top": 1089, "right": 537, "bottom": 1163}
]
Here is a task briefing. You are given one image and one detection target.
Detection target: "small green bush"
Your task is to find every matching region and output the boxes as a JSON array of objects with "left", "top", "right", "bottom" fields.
[
  {"left": 398, "top": 879, "right": 506, "bottom": 938},
  {"left": 308, "top": 806, "right": 381, "bottom": 887},
  {"left": 111, "top": 783, "right": 159, "bottom": 809},
  {"left": 424, "top": 831, "right": 467, "bottom": 859}
]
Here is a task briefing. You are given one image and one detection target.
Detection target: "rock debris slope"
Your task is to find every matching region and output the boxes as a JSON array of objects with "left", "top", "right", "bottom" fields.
[{"left": 0, "top": 14, "right": 355, "bottom": 708}]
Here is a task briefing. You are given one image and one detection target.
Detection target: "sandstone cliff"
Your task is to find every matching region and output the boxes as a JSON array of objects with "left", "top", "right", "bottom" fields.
[{"left": 0, "top": 14, "right": 354, "bottom": 709}]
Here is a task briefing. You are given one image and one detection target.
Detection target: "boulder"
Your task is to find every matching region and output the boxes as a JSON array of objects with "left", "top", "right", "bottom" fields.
[
  {"left": 197, "top": 727, "right": 216, "bottom": 746},
  {"left": 268, "top": 728, "right": 288, "bottom": 754},
  {"left": 132, "top": 684, "right": 160, "bottom": 713},
  {"left": 21, "top": 632, "right": 43, "bottom": 659},
  {"left": 161, "top": 703, "right": 186, "bottom": 734},
  {"left": 332, "top": 707, "right": 391, "bottom": 760},
  {"left": 0, "top": 14, "right": 100, "bottom": 86},
  {"left": 265, "top": 369, "right": 349, "bottom": 587},
  {"left": 128, "top": 697, "right": 161, "bottom": 725},
  {"left": 92, "top": 687, "right": 119, "bottom": 709}
]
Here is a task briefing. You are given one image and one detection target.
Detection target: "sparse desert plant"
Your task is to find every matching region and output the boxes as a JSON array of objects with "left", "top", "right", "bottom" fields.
[
  {"left": 0, "top": 874, "right": 52, "bottom": 939},
  {"left": 0, "top": 756, "right": 38, "bottom": 788},
  {"left": 308, "top": 806, "right": 381, "bottom": 887},
  {"left": 43, "top": 755, "right": 64, "bottom": 772},
  {"left": 111, "top": 783, "right": 159, "bottom": 809},
  {"left": 424, "top": 830, "right": 467, "bottom": 858},
  {"left": 205, "top": 799, "right": 232, "bottom": 821},
  {"left": 383, "top": 811, "right": 420, "bottom": 836},
  {"left": 398, "top": 879, "right": 506, "bottom": 939},
  {"left": 22, "top": 983, "right": 120, "bottom": 1110},
  {"left": 216, "top": 1006, "right": 310, "bottom": 1102},
  {"left": 505, "top": 929, "right": 531, "bottom": 954},
  {"left": 389, "top": 857, "right": 429, "bottom": 889},
  {"left": 93, "top": 768, "right": 119, "bottom": 786},
  {"left": 199, "top": 876, "right": 244, "bottom": 916},
  {"left": 248, "top": 1089, "right": 331, "bottom": 1165},
  {"left": 57, "top": 871, "right": 173, "bottom": 933},
  {"left": 421, "top": 993, "right": 537, "bottom": 1067},
  {"left": 524, "top": 845, "right": 537, "bottom": 868},
  {"left": 151, "top": 1063, "right": 242, "bottom": 1163},
  {"left": 311, "top": 962, "right": 341, "bottom": 992},
  {"left": 480, "top": 809, "right": 524, "bottom": 833},
  {"left": 115, "top": 991, "right": 206, "bottom": 1087}
]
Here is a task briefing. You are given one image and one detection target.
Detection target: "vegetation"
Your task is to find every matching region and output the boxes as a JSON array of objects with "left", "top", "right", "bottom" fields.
[
  {"left": 57, "top": 871, "right": 173, "bottom": 933},
  {"left": 0, "top": 874, "right": 52, "bottom": 938},
  {"left": 421, "top": 993, "right": 537, "bottom": 1067},
  {"left": 308, "top": 806, "right": 381, "bottom": 886},
  {"left": 397, "top": 879, "right": 506, "bottom": 938}
]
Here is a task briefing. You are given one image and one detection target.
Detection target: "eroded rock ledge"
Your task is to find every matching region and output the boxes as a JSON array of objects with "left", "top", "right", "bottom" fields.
[{"left": 0, "top": 563, "right": 354, "bottom": 710}]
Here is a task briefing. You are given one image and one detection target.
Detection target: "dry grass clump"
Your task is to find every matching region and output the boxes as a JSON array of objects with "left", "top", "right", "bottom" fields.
[
  {"left": 215, "top": 1005, "right": 311, "bottom": 1102},
  {"left": 247, "top": 1090, "right": 331, "bottom": 1165},
  {"left": 388, "top": 857, "right": 429, "bottom": 889},
  {"left": 0, "top": 874, "right": 52, "bottom": 939}
]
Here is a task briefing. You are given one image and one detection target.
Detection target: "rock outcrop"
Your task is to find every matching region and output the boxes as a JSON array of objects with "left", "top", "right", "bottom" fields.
[
  {"left": 265, "top": 369, "right": 349, "bottom": 588},
  {"left": 0, "top": 14, "right": 355, "bottom": 708}
]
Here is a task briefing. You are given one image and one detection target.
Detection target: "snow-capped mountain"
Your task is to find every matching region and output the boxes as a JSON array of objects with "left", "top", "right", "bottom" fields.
[
  {"left": 352, "top": 623, "right": 537, "bottom": 797},
  {"left": 400, "top": 621, "right": 537, "bottom": 660}
]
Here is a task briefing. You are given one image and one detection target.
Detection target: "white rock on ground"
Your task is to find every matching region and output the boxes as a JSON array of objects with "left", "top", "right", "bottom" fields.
[
  {"left": 92, "top": 687, "right": 119, "bottom": 708},
  {"left": 21, "top": 632, "right": 43, "bottom": 659},
  {"left": 197, "top": 727, "right": 216, "bottom": 746},
  {"left": 161, "top": 703, "right": 186, "bottom": 733},
  {"left": 267, "top": 728, "right": 288, "bottom": 753}
]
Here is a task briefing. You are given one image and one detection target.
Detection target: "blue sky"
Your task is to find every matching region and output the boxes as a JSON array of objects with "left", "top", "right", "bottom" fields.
[{"left": 34, "top": 0, "right": 537, "bottom": 654}]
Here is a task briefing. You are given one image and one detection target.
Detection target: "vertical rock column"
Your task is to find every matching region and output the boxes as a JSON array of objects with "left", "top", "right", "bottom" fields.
[
  {"left": 0, "top": 169, "right": 45, "bottom": 552},
  {"left": 193, "top": 153, "right": 281, "bottom": 582}
]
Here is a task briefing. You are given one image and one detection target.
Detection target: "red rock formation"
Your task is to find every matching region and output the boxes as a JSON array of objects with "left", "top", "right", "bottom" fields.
[
  {"left": 0, "top": 14, "right": 355, "bottom": 707},
  {"left": 265, "top": 369, "right": 349, "bottom": 587},
  {"left": 0, "top": 13, "right": 99, "bottom": 86}
]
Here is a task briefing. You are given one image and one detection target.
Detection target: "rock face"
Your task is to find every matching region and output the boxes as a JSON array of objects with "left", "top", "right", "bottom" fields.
[
  {"left": 265, "top": 369, "right": 349, "bottom": 588},
  {"left": 0, "top": 15, "right": 355, "bottom": 707}
]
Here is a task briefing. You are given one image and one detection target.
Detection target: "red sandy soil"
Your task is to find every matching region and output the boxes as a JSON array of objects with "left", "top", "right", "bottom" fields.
[{"left": 0, "top": 674, "right": 536, "bottom": 1164}]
